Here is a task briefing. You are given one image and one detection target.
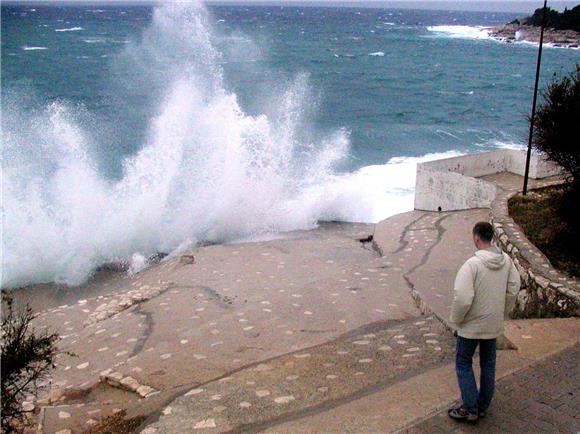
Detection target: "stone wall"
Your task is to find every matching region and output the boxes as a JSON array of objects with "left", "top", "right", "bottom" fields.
[
  {"left": 490, "top": 189, "right": 580, "bottom": 318},
  {"left": 414, "top": 150, "right": 562, "bottom": 212}
]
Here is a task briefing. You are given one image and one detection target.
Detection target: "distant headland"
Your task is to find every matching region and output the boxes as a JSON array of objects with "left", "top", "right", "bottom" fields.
[{"left": 490, "top": 5, "right": 580, "bottom": 48}]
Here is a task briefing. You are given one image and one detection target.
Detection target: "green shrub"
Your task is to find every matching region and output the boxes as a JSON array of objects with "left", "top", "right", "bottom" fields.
[
  {"left": 523, "top": 5, "right": 580, "bottom": 31},
  {"left": 509, "top": 186, "right": 580, "bottom": 277},
  {"left": 1, "top": 292, "right": 59, "bottom": 433},
  {"left": 533, "top": 64, "right": 580, "bottom": 225}
]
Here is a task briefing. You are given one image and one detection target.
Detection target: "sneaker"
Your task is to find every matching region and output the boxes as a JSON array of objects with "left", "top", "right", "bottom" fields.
[{"left": 448, "top": 405, "right": 479, "bottom": 424}]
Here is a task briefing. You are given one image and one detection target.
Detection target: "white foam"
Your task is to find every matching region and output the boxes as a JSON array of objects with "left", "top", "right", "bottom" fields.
[
  {"left": 1, "top": 2, "right": 457, "bottom": 288},
  {"left": 293, "top": 151, "right": 462, "bottom": 225},
  {"left": 487, "top": 140, "right": 525, "bottom": 151},
  {"left": 428, "top": 25, "right": 579, "bottom": 50},
  {"left": 22, "top": 46, "right": 47, "bottom": 51},
  {"left": 83, "top": 38, "right": 106, "bottom": 44},
  {"left": 368, "top": 51, "right": 385, "bottom": 57},
  {"left": 427, "top": 25, "right": 491, "bottom": 40},
  {"left": 128, "top": 253, "right": 149, "bottom": 275},
  {"left": 512, "top": 39, "right": 580, "bottom": 50},
  {"left": 55, "top": 27, "right": 84, "bottom": 32}
]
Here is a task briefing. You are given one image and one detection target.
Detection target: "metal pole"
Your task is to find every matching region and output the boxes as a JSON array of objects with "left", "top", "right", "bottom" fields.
[{"left": 523, "top": 0, "right": 548, "bottom": 195}]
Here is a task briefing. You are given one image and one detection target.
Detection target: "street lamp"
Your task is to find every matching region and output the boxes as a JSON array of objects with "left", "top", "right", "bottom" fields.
[{"left": 523, "top": 0, "right": 548, "bottom": 195}]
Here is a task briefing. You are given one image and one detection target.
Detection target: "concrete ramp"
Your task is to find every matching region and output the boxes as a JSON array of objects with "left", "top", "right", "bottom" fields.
[{"left": 373, "top": 208, "right": 490, "bottom": 330}]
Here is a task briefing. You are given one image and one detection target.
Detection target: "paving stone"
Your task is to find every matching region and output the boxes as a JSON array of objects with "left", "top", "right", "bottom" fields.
[
  {"left": 406, "top": 344, "right": 580, "bottom": 434},
  {"left": 143, "top": 317, "right": 454, "bottom": 433}
]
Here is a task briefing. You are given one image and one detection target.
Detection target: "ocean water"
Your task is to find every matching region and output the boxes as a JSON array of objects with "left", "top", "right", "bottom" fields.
[{"left": 2, "top": 2, "right": 579, "bottom": 288}]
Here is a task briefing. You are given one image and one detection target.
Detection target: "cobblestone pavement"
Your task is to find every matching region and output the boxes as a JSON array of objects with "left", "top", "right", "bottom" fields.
[
  {"left": 30, "top": 221, "right": 432, "bottom": 433},
  {"left": 403, "top": 343, "right": 580, "bottom": 434},
  {"left": 142, "top": 316, "right": 454, "bottom": 433},
  {"left": 27, "top": 208, "right": 513, "bottom": 433}
]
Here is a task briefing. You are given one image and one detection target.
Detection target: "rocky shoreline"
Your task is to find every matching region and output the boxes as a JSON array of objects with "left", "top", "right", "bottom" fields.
[{"left": 490, "top": 24, "right": 580, "bottom": 49}]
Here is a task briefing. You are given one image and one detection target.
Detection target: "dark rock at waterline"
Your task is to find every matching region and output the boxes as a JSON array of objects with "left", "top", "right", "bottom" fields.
[
  {"left": 96, "top": 261, "right": 130, "bottom": 273},
  {"left": 180, "top": 254, "right": 195, "bottom": 265},
  {"left": 490, "top": 24, "right": 580, "bottom": 48},
  {"left": 96, "top": 252, "right": 168, "bottom": 273}
]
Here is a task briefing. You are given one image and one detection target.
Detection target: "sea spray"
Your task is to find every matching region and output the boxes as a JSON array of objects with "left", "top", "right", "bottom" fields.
[
  {"left": 1, "top": 2, "right": 458, "bottom": 289},
  {"left": 2, "top": 2, "right": 349, "bottom": 287}
]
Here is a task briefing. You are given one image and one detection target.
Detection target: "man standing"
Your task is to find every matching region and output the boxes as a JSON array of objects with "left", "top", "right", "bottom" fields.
[{"left": 448, "top": 222, "right": 521, "bottom": 423}]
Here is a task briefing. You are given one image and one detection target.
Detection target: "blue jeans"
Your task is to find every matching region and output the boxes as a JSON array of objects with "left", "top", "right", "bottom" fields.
[{"left": 455, "top": 336, "right": 497, "bottom": 415}]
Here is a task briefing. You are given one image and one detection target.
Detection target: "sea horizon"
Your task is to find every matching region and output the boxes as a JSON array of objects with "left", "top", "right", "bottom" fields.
[{"left": 3, "top": 0, "right": 579, "bottom": 13}]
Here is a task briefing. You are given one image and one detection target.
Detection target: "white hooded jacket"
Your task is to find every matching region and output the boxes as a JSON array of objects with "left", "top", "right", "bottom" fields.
[{"left": 450, "top": 246, "right": 521, "bottom": 339}]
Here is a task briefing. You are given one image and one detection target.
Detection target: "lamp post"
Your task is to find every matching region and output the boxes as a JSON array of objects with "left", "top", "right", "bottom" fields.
[{"left": 523, "top": 0, "right": 548, "bottom": 196}]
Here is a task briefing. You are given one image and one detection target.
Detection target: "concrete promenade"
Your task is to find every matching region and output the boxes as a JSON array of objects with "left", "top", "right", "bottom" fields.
[{"left": 27, "top": 174, "right": 579, "bottom": 433}]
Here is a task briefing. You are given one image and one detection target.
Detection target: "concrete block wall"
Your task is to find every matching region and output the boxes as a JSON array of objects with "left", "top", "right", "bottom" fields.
[
  {"left": 414, "top": 165, "right": 497, "bottom": 211},
  {"left": 414, "top": 149, "right": 562, "bottom": 212}
]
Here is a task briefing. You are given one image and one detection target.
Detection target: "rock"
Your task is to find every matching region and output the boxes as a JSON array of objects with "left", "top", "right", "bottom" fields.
[
  {"left": 99, "top": 369, "right": 112, "bottom": 379},
  {"left": 49, "top": 388, "right": 65, "bottom": 404},
  {"left": 517, "top": 289, "right": 528, "bottom": 306},
  {"left": 180, "top": 254, "right": 195, "bottom": 265},
  {"left": 137, "top": 385, "right": 156, "bottom": 398},
  {"left": 58, "top": 411, "right": 71, "bottom": 419},
  {"left": 105, "top": 371, "right": 124, "bottom": 386},
  {"left": 21, "top": 401, "right": 35, "bottom": 412},
  {"left": 184, "top": 388, "right": 204, "bottom": 396},
  {"left": 55, "top": 430, "right": 72, "bottom": 434},
  {"left": 193, "top": 418, "right": 216, "bottom": 429},
  {"left": 120, "top": 376, "right": 140, "bottom": 392},
  {"left": 274, "top": 395, "right": 296, "bottom": 404},
  {"left": 535, "top": 275, "right": 550, "bottom": 289}
]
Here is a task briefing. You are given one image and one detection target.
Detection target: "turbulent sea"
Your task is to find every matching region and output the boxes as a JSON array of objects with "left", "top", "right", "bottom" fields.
[{"left": 2, "top": 2, "right": 579, "bottom": 288}]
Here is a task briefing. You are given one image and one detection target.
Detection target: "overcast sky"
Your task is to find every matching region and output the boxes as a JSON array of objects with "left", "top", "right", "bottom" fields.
[{"left": 5, "top": 0, "right": 579, "bottom": 13}]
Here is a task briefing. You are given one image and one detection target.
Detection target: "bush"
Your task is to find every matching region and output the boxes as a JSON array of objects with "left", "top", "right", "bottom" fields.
[
  {"left": 533, "top": 64, "right": 580, "bottom": 206},
  {"left": 1, "top": 292, "right": 59, "bottom": 433},
  {"left": 509, "top": 186, "right": 580, "bottom": 277},
  {"left": 523, "top": 5, "right": 580, "bottom": 31}
]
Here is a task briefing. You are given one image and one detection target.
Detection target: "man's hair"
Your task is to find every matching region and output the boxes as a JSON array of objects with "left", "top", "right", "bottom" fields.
[{"left": 472, "top": 222, "right": 494, "bottom": 242}]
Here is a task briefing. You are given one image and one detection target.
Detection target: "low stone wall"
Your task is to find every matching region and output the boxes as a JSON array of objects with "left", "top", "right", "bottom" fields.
[
  {"left": 414, "top": 150, "right": 562, "bottom": 212},
  {"left": 490, "top": 189, "right": 580, "bottom": 318}
]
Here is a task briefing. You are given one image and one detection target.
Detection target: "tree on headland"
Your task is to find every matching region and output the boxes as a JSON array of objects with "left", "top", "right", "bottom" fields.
[
  {"left": 522, "top": 5, "right": 580, "bottom": 32},
  {"left": 532, "top": 64, "right": 580, "bottom": 217},
  {"left": 1, "top": 292, "right": 60, "bottom": 433}
]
